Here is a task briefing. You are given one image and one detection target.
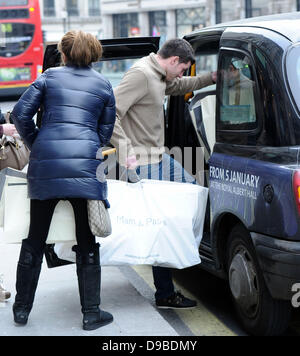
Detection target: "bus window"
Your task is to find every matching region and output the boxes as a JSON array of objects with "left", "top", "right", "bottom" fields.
[
  {"left": 0, "top": 0, "right": 43, "bottom": 97},
  {"left": 0, "top": 23, "right": 35, "bottom": 58},
  {"left": 0, "top": 1, "right": 28, "bottom": 5}
]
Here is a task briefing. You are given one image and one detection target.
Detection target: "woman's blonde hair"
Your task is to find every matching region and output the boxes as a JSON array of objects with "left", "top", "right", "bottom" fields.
[{"left": 58, "top": 30, "right": 103, "bottom": 67}]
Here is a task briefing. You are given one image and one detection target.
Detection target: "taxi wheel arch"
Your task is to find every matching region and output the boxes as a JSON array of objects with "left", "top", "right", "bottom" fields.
[
  {"left": 225, "top": 223, "right": 291, "bottom": 336},
  {"left": 214, "top": 213, "right": 240, "bottom": 270}
]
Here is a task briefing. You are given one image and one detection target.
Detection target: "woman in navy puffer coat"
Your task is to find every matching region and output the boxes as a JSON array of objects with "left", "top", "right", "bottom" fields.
[{"left": 11, "top": 31, "right": 115, "bottom": 331}]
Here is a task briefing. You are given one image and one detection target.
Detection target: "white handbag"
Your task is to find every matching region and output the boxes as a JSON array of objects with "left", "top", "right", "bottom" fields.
[{"left": 87, "top": 200, "right": 112, "bottom": 237}]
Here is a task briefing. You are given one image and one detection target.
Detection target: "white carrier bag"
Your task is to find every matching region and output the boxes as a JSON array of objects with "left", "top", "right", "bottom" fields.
[
  {"left": 1, "top": 175, "right": 76, "bottom": 244},
  {"left": 1, "top": 172, "right": 208, "bottom": 268},
  {"left": 55, "top": 179, "right": 208, "bottom": 269}
]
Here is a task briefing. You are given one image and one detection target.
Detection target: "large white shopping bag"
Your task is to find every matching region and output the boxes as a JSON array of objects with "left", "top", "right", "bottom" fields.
[
  {"left": 55, "top": 179, "right": 208, "bottom": 269},
  {"left": 0, "top": 168, "right": 27, "bottom": 228},
  {"left": 2, "top": 175, "right": 76, "bottom": 244}
]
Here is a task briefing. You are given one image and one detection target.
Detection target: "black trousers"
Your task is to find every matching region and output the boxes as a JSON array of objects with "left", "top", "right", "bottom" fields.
[{"left": 26, "top": 198, "right": 96, "bottom": 254}]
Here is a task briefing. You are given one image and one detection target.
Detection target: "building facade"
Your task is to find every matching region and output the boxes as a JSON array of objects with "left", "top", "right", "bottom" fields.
[
  {"left": 101, "top": 0, "right": 298, "bottom": 40},
  {"left": 40, "top": 0, "right": 299, "bottom": 44},
  {"left": 40, "top": 0, "right": 102, "bottom": 43}
]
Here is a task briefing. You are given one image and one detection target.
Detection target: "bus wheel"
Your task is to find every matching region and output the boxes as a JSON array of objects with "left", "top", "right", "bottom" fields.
[{"left": 226, "top": 223, "right": 291, "bottom": 336}]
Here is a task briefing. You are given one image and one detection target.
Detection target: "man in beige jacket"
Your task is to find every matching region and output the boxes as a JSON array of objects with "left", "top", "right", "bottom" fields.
[{"left": 111, "top": 39, "right": 216, "bottom": 309}]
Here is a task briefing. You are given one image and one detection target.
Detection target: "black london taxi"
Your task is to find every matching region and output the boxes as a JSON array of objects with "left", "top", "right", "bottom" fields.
[{"left": 42, "top": 12, "right": 300, "bottom": 336}]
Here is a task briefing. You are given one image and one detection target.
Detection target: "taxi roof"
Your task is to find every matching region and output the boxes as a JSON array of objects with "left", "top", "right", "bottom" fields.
[{"left": 185, "top": 12, "right": 300, "bottom": 44}]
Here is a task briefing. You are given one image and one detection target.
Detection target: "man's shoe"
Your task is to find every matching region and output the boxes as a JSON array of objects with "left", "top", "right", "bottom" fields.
[{"left": 156, "top": 291, "right": 197, "bottom": 309}]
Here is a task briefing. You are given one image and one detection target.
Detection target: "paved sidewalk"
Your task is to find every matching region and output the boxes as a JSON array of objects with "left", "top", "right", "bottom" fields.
[{"left": 0, "top": 243, "right": 178, "bottom": 336}]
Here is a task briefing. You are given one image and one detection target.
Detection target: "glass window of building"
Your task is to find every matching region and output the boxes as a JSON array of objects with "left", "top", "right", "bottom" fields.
[
  {"left": 43, "top": 0, "right": 55, "bottom": 17},
  {"left": 66, "top": 0, "right": 79, "bottom": 17},
  {"left": 88, "top": 0, "right": 100, "bottom": 17},
  {"left": 113, "top": 13, "right": 138, "bottom": 38},
  {"left": 149, "top": 11, "right": 167, "bottom": 44},
  {"left": 176, "top": 8, "right": 206, "bottom": 38}
]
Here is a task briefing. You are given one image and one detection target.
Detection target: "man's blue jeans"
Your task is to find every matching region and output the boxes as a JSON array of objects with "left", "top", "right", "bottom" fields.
[{"left": 136, "top": 153, "right": 196, "bottom": 300}]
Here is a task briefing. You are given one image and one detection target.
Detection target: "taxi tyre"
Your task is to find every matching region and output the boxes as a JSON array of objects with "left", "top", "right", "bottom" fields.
[{"left": 226, "top": 223, "right": 291, "bottom": 336}]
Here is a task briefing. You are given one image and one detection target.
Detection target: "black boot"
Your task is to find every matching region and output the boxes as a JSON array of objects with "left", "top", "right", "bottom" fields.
[
  {"left": 13, "top": 239, "right": 44, "bottom": 325},
  {"left": 72, "top": 243, "right": 113, "bottom": 331}
]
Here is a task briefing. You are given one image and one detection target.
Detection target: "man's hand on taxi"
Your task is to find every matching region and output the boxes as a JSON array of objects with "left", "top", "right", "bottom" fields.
[{"left": 211, "top": 71, "right": 217, "bottom": 83}]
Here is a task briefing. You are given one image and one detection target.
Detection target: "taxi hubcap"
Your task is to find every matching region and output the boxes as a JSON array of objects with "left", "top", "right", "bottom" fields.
[{"left": 229, "top": 246, "right": 259, "bottom": 318}]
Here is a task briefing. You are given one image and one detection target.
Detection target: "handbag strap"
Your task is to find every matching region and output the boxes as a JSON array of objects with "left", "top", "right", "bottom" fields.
[{"left": 0, "top": 111, "right": 12, "bottom": 150}]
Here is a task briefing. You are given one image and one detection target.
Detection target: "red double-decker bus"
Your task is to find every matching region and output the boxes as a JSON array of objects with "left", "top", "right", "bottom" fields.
[{"left": 0, "top": 0, "right": 43, "bottom": 97}]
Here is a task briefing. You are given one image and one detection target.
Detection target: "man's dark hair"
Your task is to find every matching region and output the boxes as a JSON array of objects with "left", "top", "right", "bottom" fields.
[{"left": 158, "top": 39, "right": 195, "bottom": 64}]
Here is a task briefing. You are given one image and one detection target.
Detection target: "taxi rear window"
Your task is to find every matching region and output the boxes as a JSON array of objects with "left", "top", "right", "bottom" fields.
[{"left": 286, "top": 44, "right": 300, "bottom": 114}]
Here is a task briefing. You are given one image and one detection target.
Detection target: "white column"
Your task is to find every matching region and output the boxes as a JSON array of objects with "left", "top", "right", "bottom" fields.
[
  {"left": 139, "top": 12, "right": 149, "bottom": 37},
  {"left": 55, "top": 0, "right": 64, "bottom": 17},
  {"left": 101, "top": 14, "right": 114, "bottom": 39},
  {"left": 166, "top": 10, "right": 176, "bottom": 40},
  {"left": 239, "top": 0, "right": 245, "bottom": 18},
  {"left": 39, "top": 0, "right": 44, "bottom": 17},
  {"left": 268, "top": 0, "right": 275, "bottom": 14},
  {"left": 78, "top": 0, "right": 88, "bottom": 17},
  {"left": 54, "top": 0, "right": 67, "bottom": 33},
  {"left": 206, "top": 0, "right": 215, "bottom": 26}
]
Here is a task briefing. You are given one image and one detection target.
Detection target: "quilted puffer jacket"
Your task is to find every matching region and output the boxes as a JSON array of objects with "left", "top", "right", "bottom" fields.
[{"left": 11, "top": 65, "right": 116, "bottom": 201}]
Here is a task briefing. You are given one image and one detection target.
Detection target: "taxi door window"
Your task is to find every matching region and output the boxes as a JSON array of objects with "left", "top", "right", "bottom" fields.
[
  {"left": 187, "top": 53, "right": 218, "bottom": 157},
  {"left": 219, "top": 52, "right": 257, "bottom": 131},
  {"left": 92, "top": 59, "right": 137, "bottom": 88},
  {"left": 193, "top": 53, "right": 218, "bottom": 95}
]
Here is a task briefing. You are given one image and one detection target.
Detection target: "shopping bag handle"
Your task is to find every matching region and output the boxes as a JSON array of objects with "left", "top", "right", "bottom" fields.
[{"left": 101, "top": 147, "right": 140, "bottom": 183}]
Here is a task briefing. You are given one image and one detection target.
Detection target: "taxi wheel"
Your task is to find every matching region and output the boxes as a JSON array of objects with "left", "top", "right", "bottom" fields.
[{"left": 226, "top": 223, "right": 291, "bottom": 336}]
